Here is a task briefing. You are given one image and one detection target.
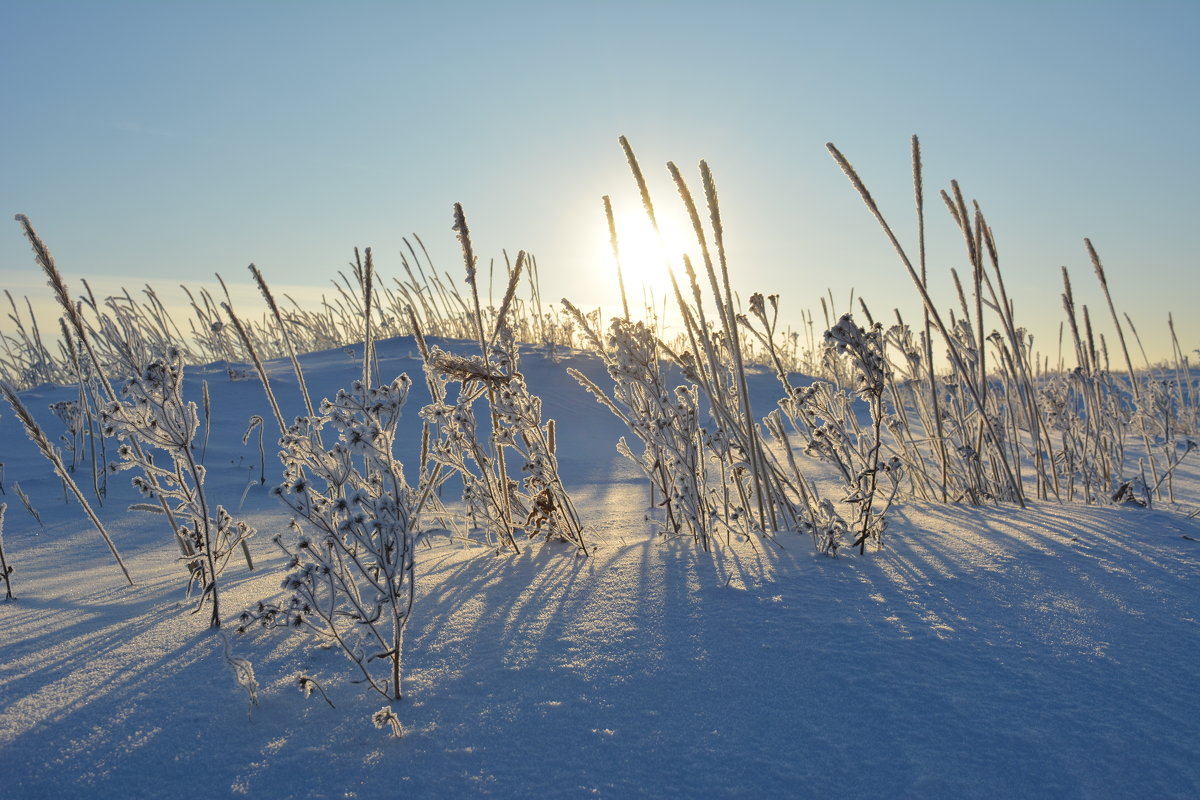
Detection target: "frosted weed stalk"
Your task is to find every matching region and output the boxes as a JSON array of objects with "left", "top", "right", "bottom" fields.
[
  {"left": 826, "top": 142, "right": 1028, "bottom": 508},
  {"left": 416, "top": 216, "right": 587, "bottom": 554},
  {"left": 0, "top": 502, "right": 12, "bottom": 600},
  {"left": 48, "top": 400, "right": 84, "bottom": 472},
  {"left": 242, "top": 376, "right": 435, "bottom": 703},
  {"left": 421, "top": 333, "right": 587, "bottom": 553},
  {"left": 12, "top": 481, "right": 42, "bottom": 529},
  {"left": 12, "top": 213, "right": 216, "bottom": 581},
  {"left": 740, "top": 297, "right": 902, "bottom": 554},
  {"left": 565, "top": 309, "right": 728, "bottom": 550},
  {"left": 103, "top": 348, "right": 254, "bottom": 626},
  {"left": 761, "top": 312, "right": 902, "bottom": 554},
  {"left": 824, "top": 138, "right": 1200, "bottom": 514},
  {"left": 824, "top": 314, "right": 903, "bottom": 551}
]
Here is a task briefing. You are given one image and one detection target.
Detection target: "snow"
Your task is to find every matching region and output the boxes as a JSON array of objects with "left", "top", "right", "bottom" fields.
[{"left": 2, "top": 338, "right": 1198, "bottom": 798}]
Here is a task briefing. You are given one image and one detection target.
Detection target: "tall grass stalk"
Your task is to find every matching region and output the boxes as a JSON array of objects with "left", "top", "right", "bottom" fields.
[
  {"left": 449, "top": 205, "right": 518, "bottom": 551},
  {"left": 12, "top": 483, "right": 41, "bottom": 529},
  {"left": 250, "top": 264, "right": 315, "bottom": 417},
  {"left": 603, "top": 195, "right": 632, "bottom": 319},
  {"left": 912, "top": 136, "right": 951, "bottom": 502},
  {"left": 14, "top": 214, "right": 197, "bottom": 560},
  {"left": 58, "top": 318, "right": 106, "bottom": 502},
  {"left": 825, "top": 144, "right": 1026, "bottom": 507},
  {"left": 221, "top": 299, "right": 287, "bottom": 436},
  {"left": 1087, "top": 239, "right": 1163, "bottom": 497},
  {"left": 1, "top": 382, "right": 133, "bottom": 585}
]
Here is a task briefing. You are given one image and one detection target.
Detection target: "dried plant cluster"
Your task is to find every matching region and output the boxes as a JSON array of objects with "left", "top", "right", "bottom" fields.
[
  {"left": 2, "top": 137, "right": 1197, "bottom": 731},
  {"left": 561, "top": 136, "right": 1196, "bottom": 557},
  {"left": 0, "top": 212, "right": 590, "bottom": 727},
  {"left": 821, "top": 138, "right": 1197, "bottom": 515},
  {"left": 566, "top": 139, "right": 858, "bottom": 554}
]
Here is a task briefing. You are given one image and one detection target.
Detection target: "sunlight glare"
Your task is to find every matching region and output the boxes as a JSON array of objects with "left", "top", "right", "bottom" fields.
[{"left": 598, "top": 205, "right": 692, "bottom": 316}]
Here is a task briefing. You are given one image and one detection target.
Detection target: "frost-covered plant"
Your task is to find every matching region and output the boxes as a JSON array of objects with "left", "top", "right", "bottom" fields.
[
  {"left": 102, "top": 348, "right": 254, "bottom": 626},
  {"left": 243, "top": 376, "right": 433, "bottom": 702},
  {"left": 0, "top": 502, "right": 13, "bottom": 600},
  {"left": 415, "top": 229, "right": 587, "bottom": 554},
  {"left": 221, "top": 630, "right": 259, "bottom": 712},
  {"left": 242, "top": 415, "right": 266, "bottom": 485},
  {"left": 1130, "top": 376, "right": 1197, "bottom": 503},
  {"left": 568, "top": 140, "right": 852, "bottom": 552},
  {"left": 821, "top": 138, "right": 1200, "bottom": 517},
  {"left": 11, "top": 481, "right": 41, "bottom": 529},
  {"left": 59, "top": 322, "right": 108, "bottom": 501},
  {"left": 743, "top": 301, "right": 893, "bottom": 555},
  {"left": 0, "top": 289, "right": 64, "bottom": 389},
  {"left": 827, "top": 141, "right": 1028, "bottom": 508},
  {"left": 296, "top": 674, "right": 336, "bottom": 708},
  {"left": 565, "top": 312, "right": 727, "bottom": 550},
  {"left": 418, "top": 349, "right": 519, "bottom": 551},
  {"left": 1043, "top": 273, "right": 1149, "bottom": 506},
  {"left": 14, "top": 213, "right": 234, "bottom": 581},
  {"left": 48, "top": 400, "right": 84, "bottom": 473},
  {"left": 801, "top": 497, "right": 852, "bottom": 556},
  {"left": 1035, "top": 362, "right": 1196, "bottom": 508},
  {"left": 372, "top": 705, "right": 405, "bottom": 737},
  {"left": 420, "top": 331, "right": 587, "bottom": 553},
  {"left": 1051, "top": 367, "right": 1127, "bottom": 503},
  {"left": 476, "top": 337, "right": 586, "bottom": 550},
  {"left": 200, "top": 380, "right": 212, "bottom": 463},
  {"left": 822, "top": 314, "right": 899, "bottom": 552}
]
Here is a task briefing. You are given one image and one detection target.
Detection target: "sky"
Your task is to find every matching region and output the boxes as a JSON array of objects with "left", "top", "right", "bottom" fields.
[{"left": 2, "top": 0, "right": 1197, "bottom": 365}]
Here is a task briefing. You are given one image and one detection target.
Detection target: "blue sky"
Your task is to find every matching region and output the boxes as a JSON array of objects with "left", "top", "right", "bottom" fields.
[{"left": 2, "top": 0, "right": 1197, "bottom": 363}]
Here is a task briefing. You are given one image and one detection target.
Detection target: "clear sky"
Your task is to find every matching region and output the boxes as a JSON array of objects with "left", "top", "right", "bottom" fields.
[{"left": 2, "top": 0, "right": 1197, "bottom": 364}]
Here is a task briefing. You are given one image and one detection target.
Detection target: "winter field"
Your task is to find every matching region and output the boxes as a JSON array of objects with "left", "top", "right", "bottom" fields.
[{"left": 2, "top": 141, "right": 1199, "bottom": 798}]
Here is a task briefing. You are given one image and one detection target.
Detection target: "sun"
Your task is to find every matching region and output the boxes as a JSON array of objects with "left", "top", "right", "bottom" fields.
[{"left": 597, "top": 202, "right": 692, "bottom": 315}]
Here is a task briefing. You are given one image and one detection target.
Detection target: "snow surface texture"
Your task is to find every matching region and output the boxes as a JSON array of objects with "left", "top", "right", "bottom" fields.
[{"left": 1, "top": 339, "right": 1198, "bottom": 799}]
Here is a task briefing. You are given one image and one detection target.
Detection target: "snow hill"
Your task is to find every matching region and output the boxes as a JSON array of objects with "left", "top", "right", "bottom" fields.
[{"left": 1, "top": 337, "right": 1198, "bottom": 798}]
